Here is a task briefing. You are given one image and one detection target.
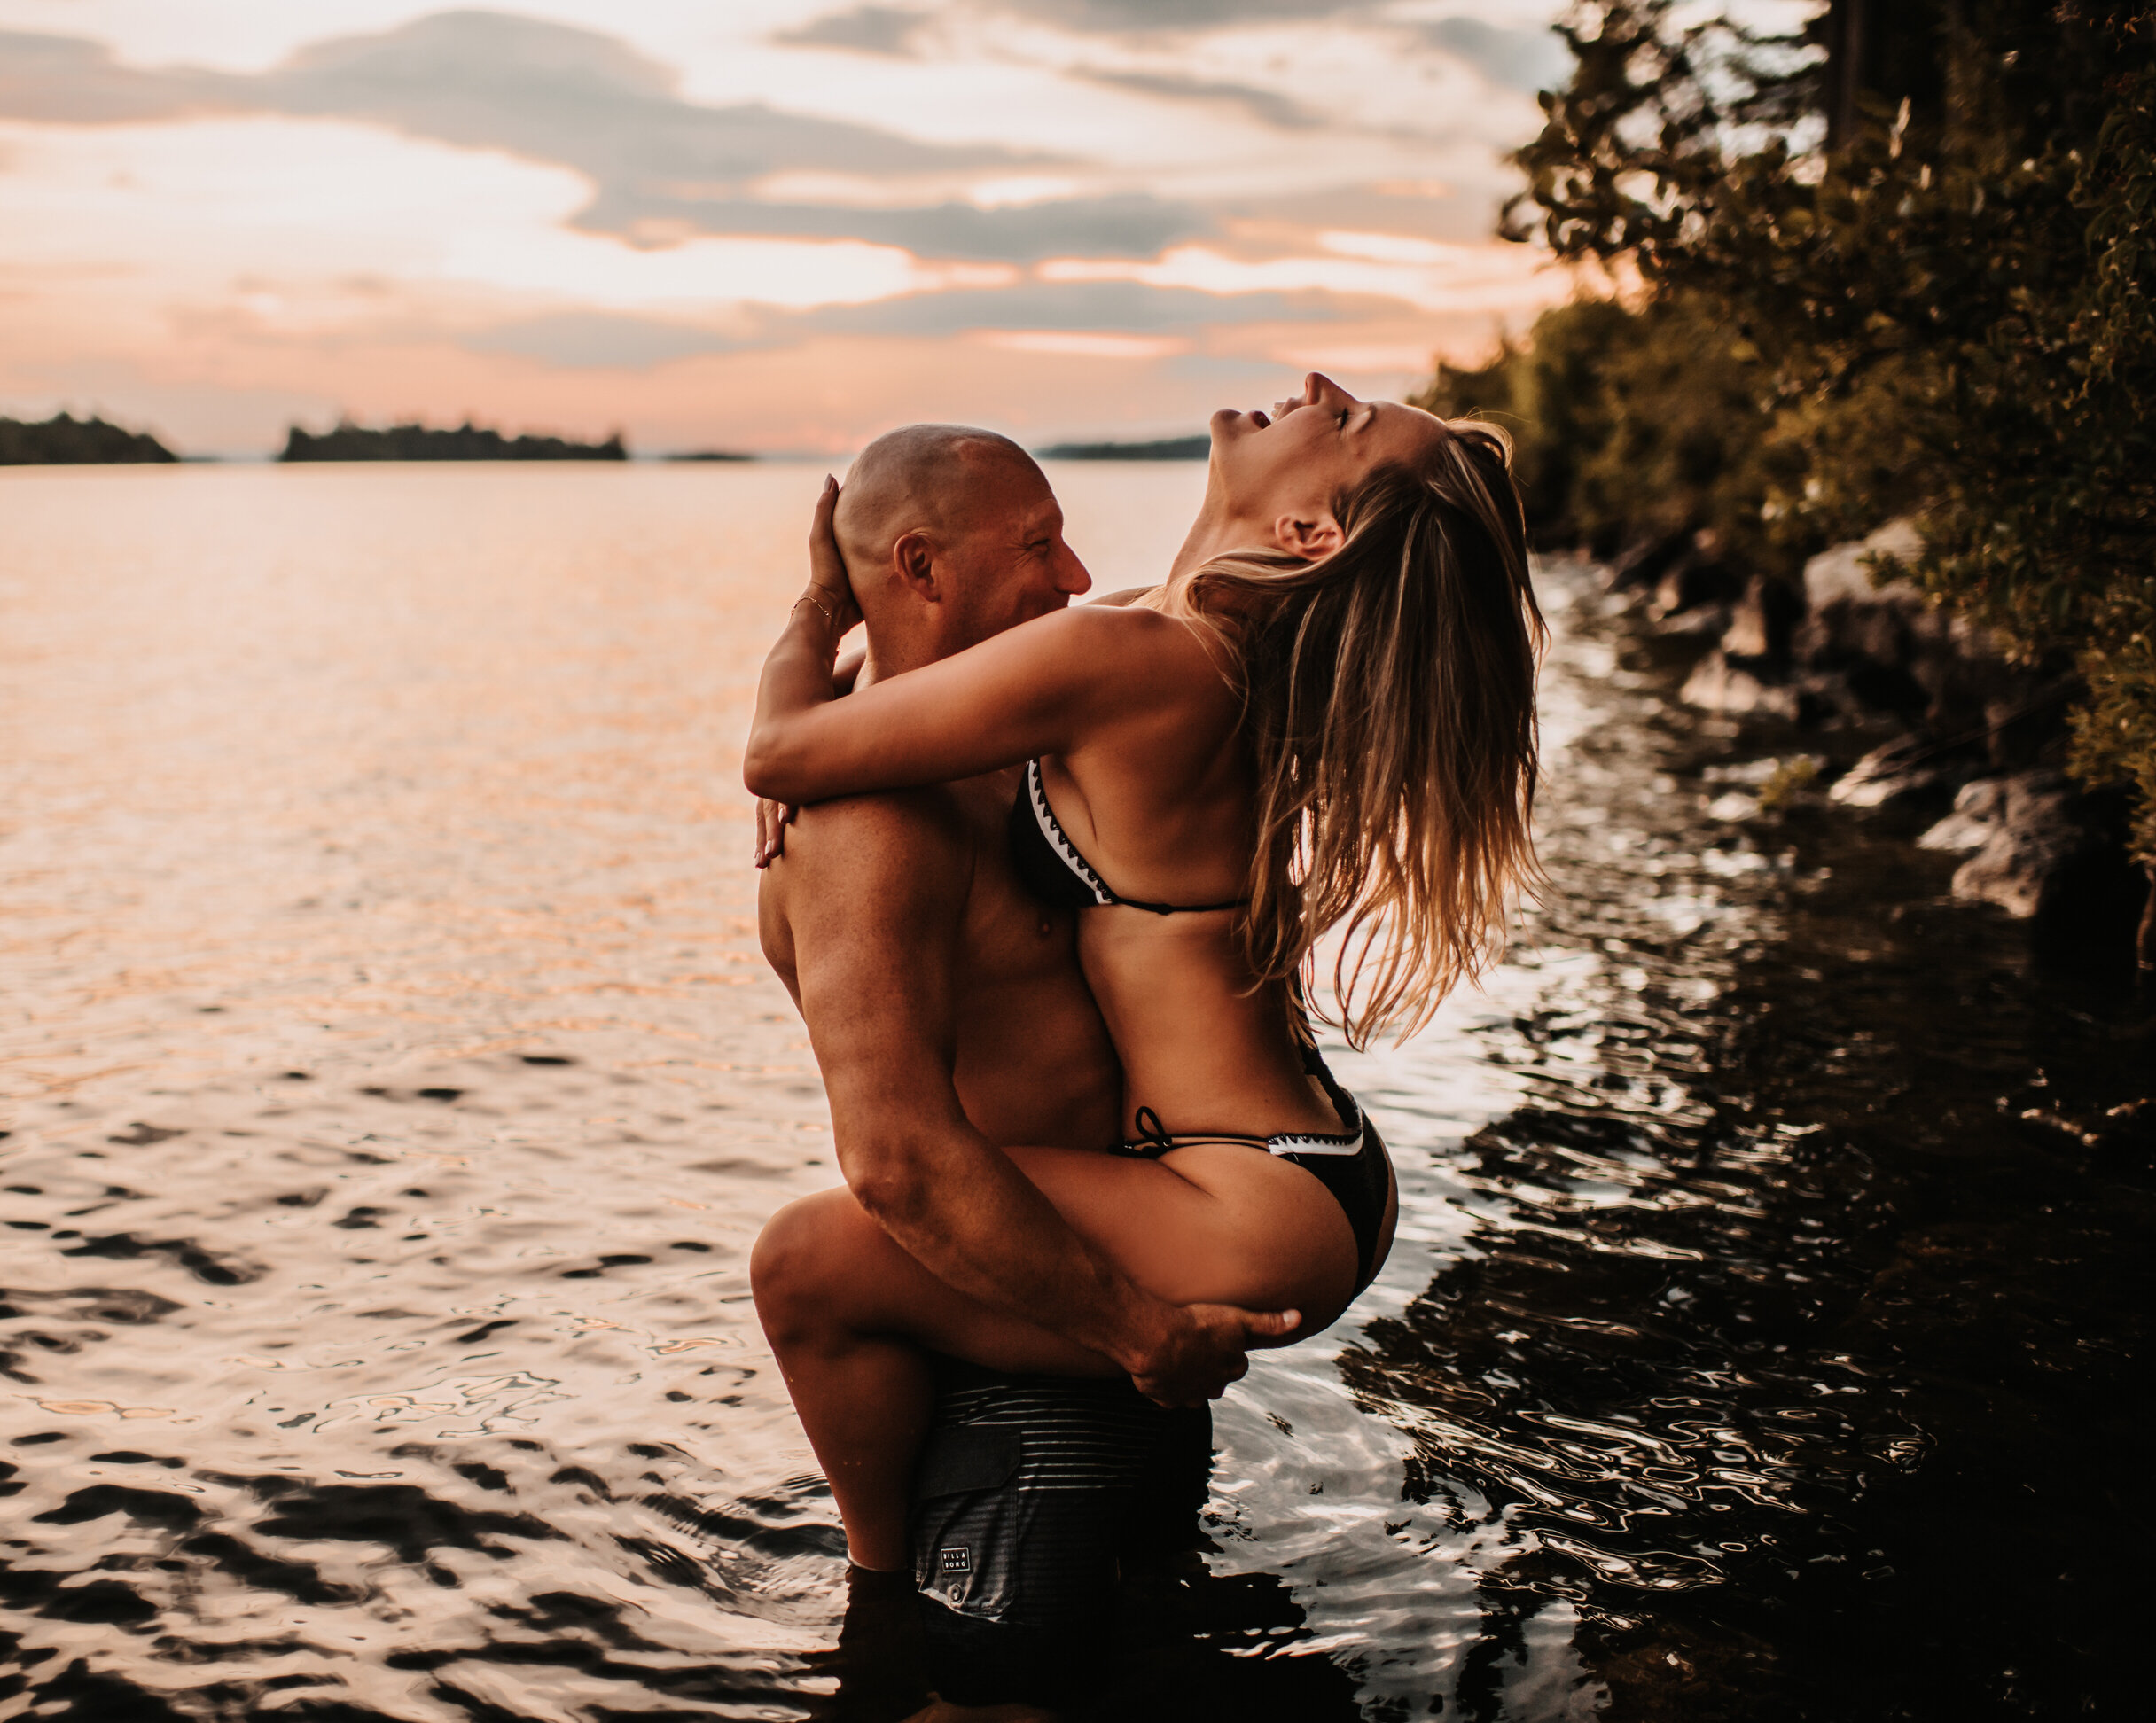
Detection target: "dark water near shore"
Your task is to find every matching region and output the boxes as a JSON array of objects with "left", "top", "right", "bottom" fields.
[{"left": 2, "top": 464, "right": 2148, "bottom": 1721}]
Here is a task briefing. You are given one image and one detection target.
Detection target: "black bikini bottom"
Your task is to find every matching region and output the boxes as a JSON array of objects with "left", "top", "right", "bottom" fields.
[{"left": 1112, "top": 1046, "right": 1390, "bottom": 1296}]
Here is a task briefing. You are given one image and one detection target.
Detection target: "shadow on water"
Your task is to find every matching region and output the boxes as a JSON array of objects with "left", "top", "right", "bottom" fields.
[{"left": 1329, "top": 589, "right": 2155, "bottom": 1721}]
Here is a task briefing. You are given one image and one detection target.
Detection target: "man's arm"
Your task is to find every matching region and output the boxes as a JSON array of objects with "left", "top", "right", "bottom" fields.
[{"left": 768, "top": 792, "right": 1286, "bottom": 1402}]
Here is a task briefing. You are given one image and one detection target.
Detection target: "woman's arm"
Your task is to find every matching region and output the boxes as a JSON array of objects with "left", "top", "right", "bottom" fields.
[
  {"left": 743, "top": 482, "right": 1188, "bottom": 804},
  {"left": 832, "top": 643, "right": 867, "bottom": 694}
]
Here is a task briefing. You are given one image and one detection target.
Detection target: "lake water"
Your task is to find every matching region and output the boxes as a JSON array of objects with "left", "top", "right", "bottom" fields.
[{"left": 1, "top": 463, "right": 2146, "bottom": 1721}]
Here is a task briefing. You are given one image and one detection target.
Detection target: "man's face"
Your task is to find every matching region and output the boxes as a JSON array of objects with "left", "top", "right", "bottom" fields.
[{"left": 933, "top": 454, "right": 1091, "bottom": 656}]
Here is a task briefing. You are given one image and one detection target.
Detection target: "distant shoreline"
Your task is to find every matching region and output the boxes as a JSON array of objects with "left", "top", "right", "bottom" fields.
[
  {"left": 281, "top": 421, "right": 626, "bottom": 462},
  {"left": 0, "top": 412, "right": 1223, "bottom": 469},
  {"left": 1035, "top": 433, "right": 1208, "bottom": 461},
  {"left": 1, "top": 412, "right": 176, "bottom": 465}
]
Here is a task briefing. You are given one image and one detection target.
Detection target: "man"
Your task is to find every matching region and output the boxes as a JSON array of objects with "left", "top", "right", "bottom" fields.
[{"left": 749, "top": 427, "right": 1287, "bottom": 1575}]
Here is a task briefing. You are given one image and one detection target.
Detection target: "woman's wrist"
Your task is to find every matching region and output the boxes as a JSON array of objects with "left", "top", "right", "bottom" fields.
[{"left": 791, "top": 587, "right": 848, "bottom": 651}]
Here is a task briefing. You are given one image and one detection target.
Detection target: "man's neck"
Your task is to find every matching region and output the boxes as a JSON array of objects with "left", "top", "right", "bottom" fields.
[{"left": 855, "top": 619, "right": 935, "bottom": 685}]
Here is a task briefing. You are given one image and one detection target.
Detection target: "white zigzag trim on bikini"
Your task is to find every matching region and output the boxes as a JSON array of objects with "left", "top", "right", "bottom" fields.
[
  {"left": 1026, "top": 758, "right": 1114, "bottom": 907},
  {"left": 1264, "top": 1119, "right": 1367, "bottom": 1158}
]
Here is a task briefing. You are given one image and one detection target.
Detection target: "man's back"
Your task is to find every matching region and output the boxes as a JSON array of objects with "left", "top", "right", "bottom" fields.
[{"left": 758, "top": 768, "right": 1119, "bottom": 1155}]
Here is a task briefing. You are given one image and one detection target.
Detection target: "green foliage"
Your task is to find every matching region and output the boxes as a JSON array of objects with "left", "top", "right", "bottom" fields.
[
  {"left": 0, "top": 411, "right": 176, "bottom": 464},
  {"left": 1412, "top": 295, "right": 1808, "bottom": 573},
  {"left": 1480, "top": 1, "right": 2156, "bottom": 856},
  {"left": 1755, "top": 755, "right": 1820, "bottom": 811},
  {"left": 280, "top": 419, "right": 627, "bottom": 461},
  {"left": 1035, "top": 434, "right": 1211, "bottom": 460}
]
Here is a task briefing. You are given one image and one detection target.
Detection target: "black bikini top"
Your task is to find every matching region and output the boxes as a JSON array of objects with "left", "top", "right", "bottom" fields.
[{"left": 1008, "top": 759, "right": 1244, "bottom": 916}]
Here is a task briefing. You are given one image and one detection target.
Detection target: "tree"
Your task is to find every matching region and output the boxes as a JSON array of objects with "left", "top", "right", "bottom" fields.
[{"left": 1488, "top": 2, "right": 2156, "bottom": 862}]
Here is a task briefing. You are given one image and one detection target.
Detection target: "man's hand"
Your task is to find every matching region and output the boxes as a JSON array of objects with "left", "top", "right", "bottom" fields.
[
  {"left": 1127, "top": 1303, "right": 1301, "bottom": 1408},
  {"left": 803, "top": 475, "right": 865, "bottom": 637}
]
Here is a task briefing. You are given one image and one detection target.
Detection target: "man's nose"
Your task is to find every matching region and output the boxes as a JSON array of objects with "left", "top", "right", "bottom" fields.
[{"left": 1055, "top": 544, "right": 1091, "bottom": 596}]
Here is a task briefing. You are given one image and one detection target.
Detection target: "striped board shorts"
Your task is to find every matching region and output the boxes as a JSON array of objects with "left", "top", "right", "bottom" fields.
[{"left": 909, "top": 1355, "right": 1211, "bottom": 1703}]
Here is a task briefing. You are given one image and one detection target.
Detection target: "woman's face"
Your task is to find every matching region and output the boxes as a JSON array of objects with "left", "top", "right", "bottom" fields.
[{"left": 1208, "top": 373, "right": 1445, "bottom": 541}]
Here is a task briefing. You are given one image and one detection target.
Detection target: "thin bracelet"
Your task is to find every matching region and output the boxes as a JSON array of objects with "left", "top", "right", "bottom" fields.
[{"left": 793, "top": 592, "right": 835, "bottom": 635}]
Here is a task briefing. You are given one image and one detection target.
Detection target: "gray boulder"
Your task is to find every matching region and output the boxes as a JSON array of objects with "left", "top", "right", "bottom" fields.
[
  {"left": 1940, "top": 771, "right": 2104, "bottom": 919},
  {"left": 1802, "top": 518, "right": 1925, "bottom": 609},
  {"left": 1917, "top": 779, "right": 2011, "bottom": 854},
  {"left": 1682, "top": 648, "right": 1800, "bottom": 718},
  {"left": 1828, "top": 737, "right": 1957, "bottom": 809},
  {"left": 1679, "top": 573, "right": 1806, "bottom": 713},
  {"left": 1722, "top": 573, "right": 1803, "bottom": 661}
]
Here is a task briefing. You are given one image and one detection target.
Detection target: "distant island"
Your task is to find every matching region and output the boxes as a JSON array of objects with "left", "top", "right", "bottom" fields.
[
  {"left": 280, "top": 419, "right": 628, "bottom": 462},
  {"left": 665, "top": 449, "right": 755, "bottom": 463},
  {"left": 1, "top": 412, "right": 177, "bottom": 465},
  {"left": 1035, "top": 433, "right": 1209, "bottom": 461}
]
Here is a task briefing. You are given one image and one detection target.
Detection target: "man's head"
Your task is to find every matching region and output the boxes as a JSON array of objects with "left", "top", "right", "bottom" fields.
[{"left": 835, "top": 425, "right": 1090, "bottom": 673}]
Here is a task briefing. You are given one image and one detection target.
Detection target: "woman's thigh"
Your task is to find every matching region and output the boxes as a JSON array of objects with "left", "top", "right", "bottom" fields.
[
  {"left": 1008, "top": 1143, "right": 1357, "bottom": 1321},
  {"left": 754, "top": 1145, "right": 1357, "bottom": 1368}
]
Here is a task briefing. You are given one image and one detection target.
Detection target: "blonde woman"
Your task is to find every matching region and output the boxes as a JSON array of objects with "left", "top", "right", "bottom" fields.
[{"left": 744, "top": 373, "right": 1543, "bottom": 1572}]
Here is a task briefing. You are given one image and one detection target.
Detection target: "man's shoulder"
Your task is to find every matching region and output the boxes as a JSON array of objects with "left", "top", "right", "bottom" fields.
[
  {"left": 768, "top": 786, "right": 975, "bottom": 903},
  {"left": 795, "top": 784, "right": 968, "bottom": 846}
]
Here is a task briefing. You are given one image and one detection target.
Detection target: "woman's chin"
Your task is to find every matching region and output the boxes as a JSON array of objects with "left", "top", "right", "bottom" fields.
[{"left": 1207, "top": 407, "right": 1269, "bottom": 461}]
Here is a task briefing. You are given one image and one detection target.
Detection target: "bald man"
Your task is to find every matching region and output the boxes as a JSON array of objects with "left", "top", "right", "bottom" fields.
[{"left": 750, "top": 429, "right": 1269, "bottom": 1555}]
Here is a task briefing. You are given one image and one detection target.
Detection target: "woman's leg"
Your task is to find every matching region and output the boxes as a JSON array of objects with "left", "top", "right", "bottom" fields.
[{"left": 750, "top": 1144, "right": 1359, "bottom": 1571}]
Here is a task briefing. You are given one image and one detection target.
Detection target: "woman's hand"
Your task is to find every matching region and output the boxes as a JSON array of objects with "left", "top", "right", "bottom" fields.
[
  {"left": 754, "top": 798, "right": 797, "bottom": 868},
  {"left": 796, "top": 475, "right": 863, "bottom": 643},
  {"left": 750, "top": 646, "right": 867, "bottom": 869}
]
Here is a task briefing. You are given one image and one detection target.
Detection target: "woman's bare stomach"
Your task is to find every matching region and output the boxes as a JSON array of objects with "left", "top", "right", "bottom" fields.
[
  {"left": 1065, "top": 911, "right": 1400, "bottom": 1319},
  {"left": 1080, "top": 913, "right": 1345, "bottom": 1139}
]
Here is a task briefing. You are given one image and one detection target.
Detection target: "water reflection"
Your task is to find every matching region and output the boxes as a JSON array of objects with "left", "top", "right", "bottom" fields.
[
  {"left": 1329, "top": 584, "right": 2151, "bottom": 1719},
  {"left": 0, "top": 468, "right": 2145, "bottom": 1719}
]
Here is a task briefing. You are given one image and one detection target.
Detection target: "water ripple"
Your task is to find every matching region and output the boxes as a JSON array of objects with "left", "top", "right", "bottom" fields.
[{"left": 3, "top": 467, "right": 2147, "bottom": 1719}]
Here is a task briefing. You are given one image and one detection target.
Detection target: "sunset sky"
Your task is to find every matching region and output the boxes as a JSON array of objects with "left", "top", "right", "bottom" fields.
[{"left": 0, "top": 1, "right": 1585, "bottom": 456}]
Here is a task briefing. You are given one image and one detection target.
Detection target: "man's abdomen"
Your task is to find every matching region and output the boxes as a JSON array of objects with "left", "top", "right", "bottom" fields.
[{"left": 950, "top": 985, "right": 1119, "bottom": 1154}]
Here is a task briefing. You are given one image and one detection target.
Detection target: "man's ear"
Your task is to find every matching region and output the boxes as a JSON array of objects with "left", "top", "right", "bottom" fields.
[
  {"left": 1272, "top": 512, "right": 1345, "bottom": 561},
  {"left": 893, "top": 529, "right": 941, "bottom": 600}
]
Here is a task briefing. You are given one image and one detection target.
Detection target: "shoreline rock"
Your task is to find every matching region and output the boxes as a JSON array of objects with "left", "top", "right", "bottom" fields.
[
  {"left": 1638, "top": 519, "right": 2147, "bottom": 954},
  {"left": 1914, "top": 771, "right": 2144, "bottom": 932}
]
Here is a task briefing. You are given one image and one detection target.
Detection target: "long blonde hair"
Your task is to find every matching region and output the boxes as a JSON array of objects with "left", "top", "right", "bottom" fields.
[{"left": 1190, "top": 422, "right": 1545, "bottom": 1046}]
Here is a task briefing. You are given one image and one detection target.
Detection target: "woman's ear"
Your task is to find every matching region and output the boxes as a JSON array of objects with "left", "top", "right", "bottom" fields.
[{"left": 1273, "top": 512, "right": 1345, "bottom": 560}]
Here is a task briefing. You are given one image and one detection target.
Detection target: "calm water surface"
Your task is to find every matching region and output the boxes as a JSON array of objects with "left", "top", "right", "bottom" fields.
[{"left": 1, "top": 464, "right": 2147, "bottom": 1721}]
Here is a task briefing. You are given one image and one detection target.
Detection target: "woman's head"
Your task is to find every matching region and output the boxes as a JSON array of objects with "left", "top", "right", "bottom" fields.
[
  {"left": 1191, "top": 394, "right": 1544, "bottom": 1047},
  {"left": 1203, "top": 373, "right": 1449, "bottom": 562}
]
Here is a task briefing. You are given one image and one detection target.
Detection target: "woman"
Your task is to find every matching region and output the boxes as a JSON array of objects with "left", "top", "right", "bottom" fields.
[{"left": 744, "top": 373, "right": 1543, "bottom": 1572}]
